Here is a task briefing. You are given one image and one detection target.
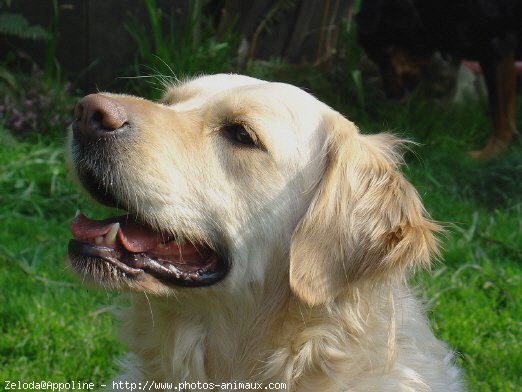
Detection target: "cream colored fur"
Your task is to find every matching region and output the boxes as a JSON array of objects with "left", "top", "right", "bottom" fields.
[{"left": 71, "top": 74, "right": 463, "bottom": 391}]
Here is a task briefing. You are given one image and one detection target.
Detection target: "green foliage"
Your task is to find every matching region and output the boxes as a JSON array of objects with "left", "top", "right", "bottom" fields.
[
  {"left": 0, "top": 12, "right": 50, "bottom": 41},
  {"left": 42, "top": 0, "right": 61, "bottom": 83},
  {"left": 0, "top": 68, "right": 77, "bottom": 137},
  {"left": 0, "top": 2, "right": 72, "bottom": 136},
  {"left": 0, "top": 0, "right": 63, "bottom": 84},
  {"left": 0, "top": 137, "right": 123, "bottom": 383},
  {"left": 335, "top": 0, "right": 366, "bottom": 115},
  {"left": 125, "top": 0, "right": 236, "bottom": 98}
]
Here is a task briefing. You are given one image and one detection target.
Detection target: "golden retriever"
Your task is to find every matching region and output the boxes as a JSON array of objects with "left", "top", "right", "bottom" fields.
[{"left": 67, "top": 74, "right": 463, "bottom": 391}]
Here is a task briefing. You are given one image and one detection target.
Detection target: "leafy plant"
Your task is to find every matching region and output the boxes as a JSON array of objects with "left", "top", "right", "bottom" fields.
[
  {"left": 335, "top": 0, "right": 366, "bottom": 114},
  {"left": 126, "top": 0, "right": 237, "bottom": 98},
  {"left": 42, "top": 0, "right": 61, "bottom": 83},
  {"left": 0, "top": 67, "right": 76, "bottom": 137},
  {"left": 0, "top": 3, "right": 51, "bottom": 86},
  {"left": 0, "top": 0, "right": 74, "bottom": 137},
  {"left": 0, "top": 12, "right": 50, "bottom": 41},
  {"left": 0, "top": 0, "right": 66, "bottom": 90}
]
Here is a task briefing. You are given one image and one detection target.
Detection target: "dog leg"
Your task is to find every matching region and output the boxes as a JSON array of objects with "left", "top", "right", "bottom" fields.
[{"left": 471, "top": 48, "right": 518, "bottom": 159}]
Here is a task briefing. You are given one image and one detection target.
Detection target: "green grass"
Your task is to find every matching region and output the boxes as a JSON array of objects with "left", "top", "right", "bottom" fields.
[
  {"left": 1, "top": 82, "right": 521, "bottom": 391},
  {"left": 0, "top": 131, "right": 124, "bottom": 384}
]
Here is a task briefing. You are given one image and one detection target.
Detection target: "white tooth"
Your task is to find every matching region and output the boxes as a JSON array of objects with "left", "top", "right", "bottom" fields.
[
  {"left": 95, "top": 236, "right": 103, "bottom": 244},
  {"left": 106, "top": 222, "right": 120, "bottom": 245},
  {"left": 75, "top": 210, "right": 81, "bottom": 218}
]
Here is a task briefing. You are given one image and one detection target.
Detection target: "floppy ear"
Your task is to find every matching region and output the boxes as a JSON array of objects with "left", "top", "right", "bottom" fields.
[{"left": 289, "top": 113, "right": 441, "bottom": 306}]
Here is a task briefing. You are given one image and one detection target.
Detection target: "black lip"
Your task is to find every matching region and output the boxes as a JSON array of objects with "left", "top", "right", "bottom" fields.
[{"left": 68, "top": 240, "right": 228, "bottom": 287}]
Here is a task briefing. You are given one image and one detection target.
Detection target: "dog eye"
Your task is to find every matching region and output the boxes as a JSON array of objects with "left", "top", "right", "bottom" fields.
[{"left": 222, "top": 124, "right": 256, "bottom": 147}]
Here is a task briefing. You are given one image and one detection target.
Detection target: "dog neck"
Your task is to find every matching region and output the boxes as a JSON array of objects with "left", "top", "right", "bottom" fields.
[
  {"left": 116, "top": 275, "right": 409, "bottom": 388},
  {"left": 117, "top": 266, "right": 292, "bottom": 381}
]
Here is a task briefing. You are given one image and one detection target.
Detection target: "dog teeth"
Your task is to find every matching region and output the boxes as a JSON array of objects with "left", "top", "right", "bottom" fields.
[
  {"left": 95, "top": 236, "right": 104, "bottom": 244},
  {"left": 106, "top": 222, "right": 120, "bottom": 245},
  {"left": 75, "top": 209, "right": 81, "bottom": 217}
]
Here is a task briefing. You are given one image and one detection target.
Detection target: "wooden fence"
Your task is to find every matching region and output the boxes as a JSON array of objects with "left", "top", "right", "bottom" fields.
[{"left": 1, "top": 0, "right": 353, "bottom": 92}]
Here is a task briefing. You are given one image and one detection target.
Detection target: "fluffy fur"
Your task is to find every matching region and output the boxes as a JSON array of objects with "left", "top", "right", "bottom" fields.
[{"left": 68, "top": 74, "right": 464, "bottom": 391}]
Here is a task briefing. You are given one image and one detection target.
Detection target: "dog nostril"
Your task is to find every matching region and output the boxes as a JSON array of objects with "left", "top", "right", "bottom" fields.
[
  {"left": 96, "top": 108, "right": 126, "bottom": 130},
  {"left": 91, "top": 110, "right": 103, "bottom": 124}
]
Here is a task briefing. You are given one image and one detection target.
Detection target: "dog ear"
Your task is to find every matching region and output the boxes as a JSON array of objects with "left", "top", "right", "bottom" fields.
[{"left": 289, "top": 113, "right": 441, "bottom": 306}]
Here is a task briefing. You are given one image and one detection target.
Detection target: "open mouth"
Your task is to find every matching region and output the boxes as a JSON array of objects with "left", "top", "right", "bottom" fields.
[{"left": 68, "top": 213, "right": 227, "bottom": 287}]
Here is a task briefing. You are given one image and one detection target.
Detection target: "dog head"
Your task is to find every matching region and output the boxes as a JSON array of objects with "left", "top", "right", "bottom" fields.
[{"left": 67, "top": 74, "right": 439, "bottom": 303}]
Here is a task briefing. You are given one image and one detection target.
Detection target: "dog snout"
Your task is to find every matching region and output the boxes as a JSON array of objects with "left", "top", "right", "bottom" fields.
[{"left": 73, "top": 94, "right": 129, "bottom": 140}]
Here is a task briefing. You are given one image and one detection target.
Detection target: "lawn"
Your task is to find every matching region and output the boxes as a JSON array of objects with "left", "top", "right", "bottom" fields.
[{"left": 0, "top": 81, "right": 520, "bottom": 391}]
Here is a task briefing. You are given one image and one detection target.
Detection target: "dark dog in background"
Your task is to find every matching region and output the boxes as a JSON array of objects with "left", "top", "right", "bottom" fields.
[{"left": 356, "top": 0, "right": 521, "bottom": 159}]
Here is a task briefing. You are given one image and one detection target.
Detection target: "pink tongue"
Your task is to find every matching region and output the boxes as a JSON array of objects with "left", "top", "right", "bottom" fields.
[{"left": 69, "top": 213, "right": 163, "bottom": 252}]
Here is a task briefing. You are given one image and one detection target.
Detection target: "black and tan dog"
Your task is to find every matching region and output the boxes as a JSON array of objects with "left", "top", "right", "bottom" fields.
[{"left": 357, "top": 0, "right": 521, "bottom": 158}]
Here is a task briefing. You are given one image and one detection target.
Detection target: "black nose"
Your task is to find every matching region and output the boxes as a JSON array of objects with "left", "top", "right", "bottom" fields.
[{"left": 73, "top": 94, "right": 128, "bottom": 140}]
